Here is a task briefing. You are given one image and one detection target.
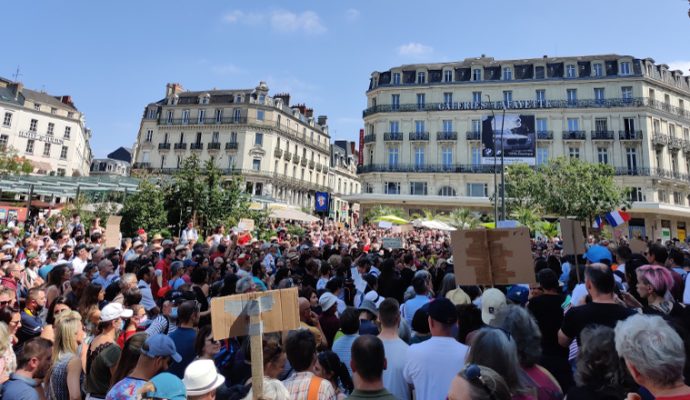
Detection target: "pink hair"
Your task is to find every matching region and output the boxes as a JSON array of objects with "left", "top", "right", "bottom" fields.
[{"left": 637, "top": 264, "right": 675, "bottom": 296}]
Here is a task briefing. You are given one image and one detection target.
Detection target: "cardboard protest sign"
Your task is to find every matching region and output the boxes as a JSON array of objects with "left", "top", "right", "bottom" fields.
[
  {"left": 378, "top": 221, "right": 393, "bottom": 229},
  {"left": 104, "top": 215, "right": 122, "bottom": 248},
  {"left": 382, "top": 237, "right": 403, "bottom": 249},
  {"left": 629, "top": 238, "right": 647, "bottom": 254},
  {"left": 560, "top": 219, "right": 586, "bottom": 255},
  {"left": 238, "top": 218, "right": 255, "bottom": 231},
  {"left": 451, "top": 227, "right": 535, "bottom": 286},
  {"left": 400, "top": 224, "right": 414, "bottom": 233}
]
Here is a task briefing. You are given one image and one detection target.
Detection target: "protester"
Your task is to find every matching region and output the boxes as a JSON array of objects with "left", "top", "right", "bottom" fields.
[
  {"left": 0, "top": 337, "right": 52, "bottom": 400},
  {"left": 315, "top": 351, "right": 353, "bottom": 399},
  {"left": 0, "top": 321, "right": 15, "bottom": 384},
  {"left": 194, "top": 325, "right": 221, "bottom": 361},
  {"left": 332, "top": 307, "right": 360, "bottom": 377},
  {"left": 109, "top": 333, "right": 147, "bottom": 389},
  {"left": 377, "top": 298, "right": 410, "bottom": 400},
  {"left": 46, "top": 311, "right": 85, "bottom": 400},
  {"left": 347, "top": 335, "right": 396, "bottom": 399},
  {"left": 283, "top": 330, "right": 337, "bottom": 399},
  {"left": 40, "top": 295, "right": 71, "bottom": 342},
  {"left": 168, "top": 300, "right": 199, "bottom": 378},
  {"left": 17, "top": 288, "right": 46, "bottom": 348},
  {"left": 447, "top": 364, "right": 512, "bottom": 400}
]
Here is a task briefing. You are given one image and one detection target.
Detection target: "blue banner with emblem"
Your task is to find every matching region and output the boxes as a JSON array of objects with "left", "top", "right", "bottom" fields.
[{"left": 315, "top": 192, "right": 329, "bottom": 213}]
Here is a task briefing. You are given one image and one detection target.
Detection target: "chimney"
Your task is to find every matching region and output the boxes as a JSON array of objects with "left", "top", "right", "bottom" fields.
[
  {"left": 317, "top": 115, "right": 328, "bottom": 126},
  {"left": 60, "top": 95, "right": 73, "bottom": 107},
  {"left": 305, "top": 108, "right": 314, "bottom": 118},
  {"left": 274, "top": 93, "right": 290, "bottom": 107},
  {"left": 293, "top": 103, "right": 307, "bottom": 116},
  {"left": 165, "top": 82, "right": 183, "bottom": 97}
]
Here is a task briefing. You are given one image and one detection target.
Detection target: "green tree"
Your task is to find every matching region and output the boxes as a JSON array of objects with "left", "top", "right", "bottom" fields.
[
  {"left": 504, "top": 163, "right": 543, "bottom": 212},
  {"left": 120, "top": 179, "right": 168, "bottom": 237},
  {"left": 447, "top": 208, "right": 481, "bottom": 230},
  {"left": 0, "top": 147, "right": 34, "bottom": 175},
  {"left": 364, "top": 205, "right": 406, "bottom": 223},
  {"left": 537, "top": 221, "right": 560, "bottom": 239},
  {"left": 510, "top": 205, "right": 542, "bottom": 233}
]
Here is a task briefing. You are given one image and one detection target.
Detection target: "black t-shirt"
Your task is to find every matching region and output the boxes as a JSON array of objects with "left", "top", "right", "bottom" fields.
[
  {"left": 561, "top": 302, "right": 636, "bottom": 345},
  {"left": 566, "top": 385, "right": 625, "bottom": 400},
  {"left": 528, "top": 294, "right": 567, "bottom": 356}
]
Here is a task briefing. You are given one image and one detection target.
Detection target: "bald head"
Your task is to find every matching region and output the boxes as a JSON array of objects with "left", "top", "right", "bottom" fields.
[{"left": 298, "top": 297, "right": 311, "bottom": 321}]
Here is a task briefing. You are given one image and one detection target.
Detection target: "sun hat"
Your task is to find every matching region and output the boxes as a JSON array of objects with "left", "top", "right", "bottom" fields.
[
  {"left": 100, "top": 303, "right": 133, "bottom": 322},
  {"left": 318, "top": 292, "right": 338, "bottom": 311},
  {"left": 146, "top": 372, "right": 186, "bottom": 400},
  {"left": 446, "top": 287, "right": 471, "bottom": 305},
  {"left": 428, "top": 298, "right": 457, "bottom": 325},
  {"left": 358, "top": 299, "right": 379, "bottom": 317},
  {"left": 480, "top": 288, "right": 507, "bottom": 325},
  {"left": 183, "top": 359, "right": 226, "bottom": 396},
  {"left": 151, "top": 233, "right": 164, "bottom": 242},
  {"left": 141, "top": 334, "right": 182, "bottom": 362}
]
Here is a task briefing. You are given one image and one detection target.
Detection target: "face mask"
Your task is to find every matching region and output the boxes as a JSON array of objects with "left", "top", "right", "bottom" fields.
[
  {"left": 120, "top": 319, "right": 126, "bottom": 331},
  {"left": 137, "top": 315, "right": 149, "bottom": 329},
  {"left": 171, "top": 307, "right": 178, "bottom": 319}
]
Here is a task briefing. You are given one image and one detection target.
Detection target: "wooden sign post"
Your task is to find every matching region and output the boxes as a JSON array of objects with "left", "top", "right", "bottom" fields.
[{"left": 210, "top": 288, "right": 300, "bottom": 399}]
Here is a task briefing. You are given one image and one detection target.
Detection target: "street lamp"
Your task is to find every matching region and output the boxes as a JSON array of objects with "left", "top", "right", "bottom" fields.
[{"left": 484, "top": 95, "right": 507, "bottom": 223}]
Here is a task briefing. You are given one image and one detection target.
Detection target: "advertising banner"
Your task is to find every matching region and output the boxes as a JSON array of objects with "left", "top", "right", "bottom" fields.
[
  {"left": 315, "top": 192, "right": 329, "bottom": 213},
  {"left": 481, "top": 114, "right": 536, "bottom": 165}
]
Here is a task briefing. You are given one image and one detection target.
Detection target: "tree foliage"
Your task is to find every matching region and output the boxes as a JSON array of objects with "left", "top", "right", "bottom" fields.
[
  {"left": 364, "top": 205, "right": 406, "bottom": 223},
  {"left": 0, "top": 147, "right": 34, "bottom": 175},
  {"left": 447, "top": 208, "right": 482, "bottom": 230},
  {"left": 120, "top": 179, "right": 168, "bottom": 237}
]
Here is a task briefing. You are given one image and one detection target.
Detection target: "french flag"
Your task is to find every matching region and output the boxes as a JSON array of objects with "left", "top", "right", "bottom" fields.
[
  {"left": 593, "top": 215, "right": 603, "bottom": 229},
  {"left": 604, "top": 210, "right": 631, "bottom": 227}
]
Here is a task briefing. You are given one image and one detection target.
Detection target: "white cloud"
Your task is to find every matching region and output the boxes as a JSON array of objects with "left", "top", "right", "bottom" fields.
[
  {"left": 668, "top": 61, "right": 690, "bottom": 74},
  {"left": 222, "top": 10, "right": 264, "bottom": 25},
  {"left": 345, "top": 8, "right": 360, "bottom": 22},
  {"left": 270, "top": 10, "right": 326, "bottom": 34},
  {"left": 397, "top": 42, "right": 433, "bottom": 57}
]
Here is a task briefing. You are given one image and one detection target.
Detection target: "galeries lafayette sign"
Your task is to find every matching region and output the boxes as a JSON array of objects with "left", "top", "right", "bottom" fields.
[{"left": 18, "top": 131, "right": 64, "bottom": 145}]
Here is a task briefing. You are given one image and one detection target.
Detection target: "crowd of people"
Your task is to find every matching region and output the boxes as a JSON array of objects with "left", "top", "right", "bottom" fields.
[{"left": 1, "top": 212, "right": 690, "bottom": 399}]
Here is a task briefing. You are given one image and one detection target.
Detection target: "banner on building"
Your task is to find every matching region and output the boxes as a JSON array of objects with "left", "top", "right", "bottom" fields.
[
  {"left": 481, "top": 114, "right": 536, "bottom": 165},
  {"left": 358, "top": 129, "right": 364, "bottom": 166},
  {"left": 315, "top": 192, "right": 329, "bottom": 213}
]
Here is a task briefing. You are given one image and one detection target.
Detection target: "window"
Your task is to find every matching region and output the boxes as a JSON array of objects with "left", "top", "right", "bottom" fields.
[
  {"left": 145, "top": 129, "right": 153, "bottom": 142},
  {"left": 389, "top": 121, "right": 399, "bottom": 133},
  {"left": 566, "top": 64, "right": 576, "bottom": 78},
  {"left": 388, "top": 147, "right": 399, "bottom": 166},
  {"left": 182, "top": 110, "right": 190, "bottom": 123},
  {"left": 34, "top": 103, "right": 41, "bottom": 111},
  {"left": 472, "top": 69, "right": 481, "bottom": 81},
  {"left": 60, "top": 146, "right": 68, "bottom": 159},
  {"left": 214, "top": 109, "right": 222, "bottom": 123},
  {"left": 566, "top": 89, "right": 577, "bottom": 105},
  {"left": 415, "top": 120, "right": 425, "bottom": 133},
  {"left": 212, "top": 131, "right": 219, "bottom": 143},
  {"left": 594, "top": 88, "right": 605, "bottom": 102},
  {"left": 26, "top": 139, "right": 35, "bottom": 154},
  {"left": 417, "top": 71, "right": 426, "bottom": 83},
  {"left": 593, "top": 63, "right": 603, "bottom": 77},
  {"left": 466, "top": 183, "right": 488, "bottom": 197},
  {"left": 536, "top": 118, "right": 548, "bottom": 132},
  {"left": 67, "top": 112, "right": 73, "bottom": 119},
  {"left": 195, "top": 132, "right": 202, "bottom": 145},
  {"left": 503, "top": 67, "right": 512, "bottom": 80},
  {"left": 595, "top": 118, "right": 608, "bottom": 132},
  {"left": 410, "top": 182, "right": 428, "bottom": 195},
  {"left": 57, "top": 168, "right": 66, "bottom": 176},
  {"left": 623, "top": 118, "right": 636, "bottom": 134},
  {"left": 64, "top": 126, "right": 71, "bottom": 139},
  {"left": 535, "top": 90, "right": 546, "bottom": 105},
  {"left": 231, "top": 131, "right": 238, "bottom": 142},
  {"left": 653, "top": 119, "right": 661, "bottom": 134},
  {"left": 568, "top": 146, "right": 580, "bottom": 159},
  {"left": 658, "top": 190, "right": 669, "bottom": 203},
  {"left": 628, "top": 187, "right": 643, "bottom": 202},
  {"left": 2, "top": 112, "right": 12, "bottom": 127},
  {"left": 472, "top": 91, "right": 482, "bottom": 105},
  {"left": 471, "top": 146, "right": 481, "bottom": 165},
  {"left": 255, "top": 133, "right": 263, "bottom": 146},
  {"left": 443, "top": 70, "right": 453, "bottom": 82},
  {"left": 416, "top": 93, "right": 425, "bottom": 109},
  {"left": 597, "top": 147, "right": 609, "bottom": 164},
  {"left": 233, "top": 108, "right": 242, "bottom": 122},
  {"left": 535, "top": 66, "right": 545, "bottom": 79},
  {"left": 622, "top": 86, "right": 633, "bottom": 100},
  {"left": 146, "top": 109, "right": 157, "bottom": 119},
  {"left": 257, "top": 110, "right": 265, "bottom": 121},
  {"left": 414, "top": 146, "right": 425, "bottom": 167},
  {"left": 29, "top": 119, "right": 38, "bottom": 132},
  {"left": 442, "top": 120, "right": 453, "bottom": 133},
  {"left": 0, "top": 135, "right": 8, "bottom": 149},
  {"left": 442, "top": 146, "right": 453, "bottom": 167},
  {"left": 567, "top": 118, "right": 579, "bottom": 131},
  {"left": 198, "top": 109, "right": 206, "bottom": 123},
  {"left": 620, "top": 62, "right": 631, "bottom": 75},
  {"left": 46, "top": 122, "right": 54, "bottom": 136},
  {"left": 392, "top": 73, "right": 401, "bottom": 85},
  {"left": 385, "top": 182, "right": 401, "bottom": 195},
  {"left": 471, "top": 119, "right": 481, "bottom": 133},
  {"left": 252, "top": 159, "right": 261, "bottom": 171},
  {"left": 438, "top": 186, "right": 456, "bottom": 196},
  {"left": 43, "top": 143, "right": 51, "bottom": 156},
  {"left": 228, "top": 155, "right": 237, "bottom": 169},
  {"left": 443, "top": 92, "right": 453, "bottom": 107},
  {"left": 167, "top": 110, "right": 173, "bottom": 123},
  {"left": 537, "top": 147, "right": 549, "bottom": 165},
  {"left": 391, "top": 94, "right": 400, "bottom": 110},
  {"left": 503, "top": 91, "right": 513, "bottom": 106}
]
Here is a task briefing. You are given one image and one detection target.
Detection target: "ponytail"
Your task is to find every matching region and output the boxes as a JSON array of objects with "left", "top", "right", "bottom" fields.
[{"left": 336, "top": 361, "right": 354, "bottom": 393}]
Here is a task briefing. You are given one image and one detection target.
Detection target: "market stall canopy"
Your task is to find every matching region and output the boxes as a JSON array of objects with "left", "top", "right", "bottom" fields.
[
  {"left": 419, "top": 219, "right": 457, "bottom": 231},
  {"left": 373, "top": 215, "right": 409, "bottom": 225},
  {"left": 269, "top": 208, "right": 319, "bottom": 222}
]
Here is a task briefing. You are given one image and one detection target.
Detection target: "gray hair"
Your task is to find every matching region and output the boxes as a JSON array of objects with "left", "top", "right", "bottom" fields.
[
  {"left": 491, "top": 305, "right": 542, "bottom": 367},
  {"left": 120, "top": 273, "right": 137, "bottom": 289},
  {"left": 439, "top": 273, "right": 457, "bottom": 298},
  {"left": 458, "top": 365, "right": 512, "bottom": 400},
  {"left": 576, "top": 325, "right": 632, "bottom": 390},
  {"left": 614, "top": 314, "right": 686, "bottom": 388},
  {"left": 467, "top": 328, "right": 528, "bottom": 395},
  {"left": 236, "top": 276, "right": 254, "bottom": 294}
]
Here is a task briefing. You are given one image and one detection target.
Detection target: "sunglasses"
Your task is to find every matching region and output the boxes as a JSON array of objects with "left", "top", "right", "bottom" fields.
[
  {"left": 462, "top": 364, "right": 496, "bottom": 400},
  {"left": 0, "top": 300, "right": 11, "bottom": 307}
]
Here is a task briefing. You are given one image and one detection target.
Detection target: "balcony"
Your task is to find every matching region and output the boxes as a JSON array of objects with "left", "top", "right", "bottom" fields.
[
  {"left": 357, "top": 163, "right": 498, "bottom": 174},
  {"left": 274, "top": 148, "right": 283, "bottom": 158},
  {"left": 466, "top": 131, "right": 481, "bottom": 140},
  {"left": 190, "top": 143, "right": 204, "bottom": 151},
  {"left": 284, "top": 151, "right": 292, "bottom": 161},
  {"left": 562, "top": 131, "right": 586, "bottom": 140},
  {"left": 437, "top": 131, "right": 458, "bottom": 141},
  {"left": 300, "top": 158, "right": 307, "bottom": 167},
  {"left": 619, "top": 130, "right": 643, "bottom": 140},
  {"left": 591, "top": 131, "right": 614, "bottom": 140},
  {"left": 315, "top": 163, "right": 322, "bottom": 173},
  {"left": 408, "top": 132, "right": 429, "bottom": 141},
  {"left": 536, "top": 131, "right": 553, "bottom": 140},
  {"left": 668, "top": 137, "right": 683, "bottom": 151},
  {"left": 293, "top": 155, "right": 301, "bottom": 164},
  {"left": 160, "top": 117, "right": 248, "bottom": 126},
  {"left": 225, "top": 142, "right": 238, "bottom": 150},
  {"left": 207, "top": 142, "right": 221, "bottom": 150},
  {"left": 309, "top": 160, "right": 315, "bottom": 169},
  {"left": 363, "top": 134, "right": 376, "bottom": 144},
  {"left": 174, "top": 142, "right": 187, "bottom": 150},
  {"left": 158, "top": 143, "right": 171, "bottom": 150},
  {"left": 652, "top": 133, "right": 669, "bottom": 147},
  {"left": 132, "top": 162, "right": 151, "bottom": 169},
  {"left": 383, "top": 132, "right": 403, "bottom": 141}
]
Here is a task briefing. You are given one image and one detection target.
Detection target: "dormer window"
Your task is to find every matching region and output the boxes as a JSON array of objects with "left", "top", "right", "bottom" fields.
[
  {"left": 416, "top": 71, "right": 426, "bottom": 84},
  {"left": 593, "top": 63, "right": 603, "bottom": 77},
  {"left": 566, "top": 64, "right": 576, "bottom": 78},
  {"left": 236, "top": 95, "right": 242, "bottom": 103},
  {"left": 443, "top": 70, "right": 453, "bottom": 82},
  {"left": 620, "top": 62, "right": 631, "bottom": 76},
  {"left": 472, "top": 69, "right": 482, "bottom": 81},
  {"left": 392, "top": 73, "right": 401, "bottom": 85},
  {"left": 503, "top": 68, "right": 512, "bottom": 80}
]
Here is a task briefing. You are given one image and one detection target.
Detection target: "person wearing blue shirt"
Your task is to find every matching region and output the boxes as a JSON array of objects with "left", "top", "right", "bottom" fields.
[
  {"left": 92, "top": 259, "right": 119, "bottom": 288},
  {"left": 167, "top": 300, "right": 198, "bottom": 378},
  {"left": 1, "top": 337, "right": 53, "bottom": 400},
  {"left": 332, "top": 307, "right": 360, "bottom": 376},
  {"left": 400, "top": 277, "right": 431, "bottom": 327},
  {"left": 169, "top": 261, "right": 186, "bottom": 290}
]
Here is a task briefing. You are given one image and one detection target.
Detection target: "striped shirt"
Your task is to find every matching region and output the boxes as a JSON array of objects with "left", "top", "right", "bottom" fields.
[{"left": 283, "top": 371, "right": 337, "bottom": 400}]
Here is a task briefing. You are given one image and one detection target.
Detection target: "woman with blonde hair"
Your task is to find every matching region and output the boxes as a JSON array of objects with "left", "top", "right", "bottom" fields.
[
  {"left": 47, "top": 310, "right": 86, "bottom": 400},
  {"left": 0, "top": 322, "right": 16, "bottom": 384}
]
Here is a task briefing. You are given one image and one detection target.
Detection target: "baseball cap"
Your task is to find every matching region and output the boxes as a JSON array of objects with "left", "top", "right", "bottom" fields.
[
  {"left": 428, "top": 298, "right": 457, "bottom": 325},
  {"left": 141, "top": 334, "right": 182, "bottom": 362},
  {"left": 237, "top": 253, "right": 250, "bottom": 264},
  {"left": 170, "top": 261, "right": 184, "bottom": 274},
  {"left": 319, "top": 292, "right": 338, "bottom": 311},
  {"left": 506, "top": 286, "right": 529, "bottom": 306},
  {"left": 146, "top": 372, "right": 186, "bottom": 400},
  {"left": 132, "top": 240, "right": 144, "bottom": 249},
  {"left": 137, "top": 228, "right": 146, "bottom": 235},
  {"left": 584, "top": 245, "right": 613, "bottom": 264},
  {"left": 100, "top": 303, "right": 134, "bottom": 322},
  {"left": 26, "top": 251, "right": 39, "bottom": 260},
  {"left": 183, "top": 259, "right": 198, "bottom": 268},
  {"left": 175, "top": 244, "right": 187, "bottom": 252},
  {"left": 162, "top": 239, "right": 174, "bottom": 247},
  {"left": 481, "top": 288, "right": 506, "bottom": 325}
]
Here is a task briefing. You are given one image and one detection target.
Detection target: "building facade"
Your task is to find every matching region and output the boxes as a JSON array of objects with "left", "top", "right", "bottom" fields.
[
  {"left": 328, "top": 140, "right": 361, "bottom": 222},
  {"left": 90, "top": 147, "right": 132, "bottom": 176},
  {"left": 0, "top": 77, "right": 92, "bottom": 176},
  {"left": 350, "top": 54, "right": 690, "bottom": 240},
  {"left": 132, "top": 82, "right": 332, "bottom": 210}
]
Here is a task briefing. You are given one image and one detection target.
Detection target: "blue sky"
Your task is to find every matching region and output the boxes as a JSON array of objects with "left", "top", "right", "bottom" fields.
[{"left": 2, "top": 0, "right": 689, "bottom": 157}]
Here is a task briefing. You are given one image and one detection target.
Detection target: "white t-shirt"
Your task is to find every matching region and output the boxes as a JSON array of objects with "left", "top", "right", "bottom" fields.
[
  {"left": 403, "top": 336, "right": 469, "bottom": 400},
  {"left": 72, "top": 257, "right": 88, "bottom": 274},
  {"left": 381, "top": 337, "right": 410, "bottom": 400}
]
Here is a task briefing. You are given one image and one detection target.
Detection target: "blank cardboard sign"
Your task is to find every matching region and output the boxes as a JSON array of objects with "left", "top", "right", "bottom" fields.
[
  {"left": 210, "top": 287, "right": 299, "bottom": 340},
  {"left": 629, "top": 238, "right": 647, "bottom": 254},
  {"left": 104, "top": 215, "right": 122, "bottom": 249},
  {"left": 560, "top": 219, "right": 586, "bottom": 255},
  {"left": 451, "top": 227, "right": 535, "bottom": 286}
]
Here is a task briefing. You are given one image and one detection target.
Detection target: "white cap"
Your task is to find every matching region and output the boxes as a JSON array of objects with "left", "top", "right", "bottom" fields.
[
  {"left": 480, "top": 288, "right": 506, "bottom": 325},
  {"left": 100, "top": 303, "right": 133, "bottom": 322}
]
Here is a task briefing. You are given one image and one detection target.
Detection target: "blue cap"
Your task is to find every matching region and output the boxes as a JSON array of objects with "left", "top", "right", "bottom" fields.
[
  {"left": 584, "top": 245, "right": 613, "bottom": 263},
  {"left": 183, "top": 259, "right": 198, "bottom": 268},
  {"left": 141, "top": 334, "right": 182, "bottom": 362},
  {"left": 507, "top": 286, "right": 529, "bottom": 305},
  {"left": 147, "top": 372, "right": 186, "bottom": 400}
]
